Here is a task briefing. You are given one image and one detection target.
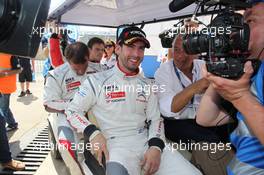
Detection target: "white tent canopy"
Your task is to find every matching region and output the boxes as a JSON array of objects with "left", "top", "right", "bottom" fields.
[{"left": 48, "top": 0, "right": 214, "bottom": 27}]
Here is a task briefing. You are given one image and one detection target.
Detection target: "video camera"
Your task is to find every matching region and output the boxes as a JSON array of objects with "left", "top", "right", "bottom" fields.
[
  {"left": 159, "top": 20, "right": 185, "bottom": 48},
  {"left": 0, "top": 0, "right": 51, "bottom": 57},
  {"left": 161, "top": 0, "right": 261, "bottom": 79}
]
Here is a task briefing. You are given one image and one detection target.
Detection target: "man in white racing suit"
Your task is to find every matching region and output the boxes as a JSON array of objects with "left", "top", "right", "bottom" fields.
[
  {"left": 43, "top": 42, "right": 107, "bottom": 160},
  {"left": 66, "top": 26, "right": 202, "bottom": 175}
]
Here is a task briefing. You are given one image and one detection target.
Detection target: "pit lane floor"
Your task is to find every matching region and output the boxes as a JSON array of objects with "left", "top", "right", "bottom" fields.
[{"left": 0, "top": 75, "right": 70, "bottom": 175}]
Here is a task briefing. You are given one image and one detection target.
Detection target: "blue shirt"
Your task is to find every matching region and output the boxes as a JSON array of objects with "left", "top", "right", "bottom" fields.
[{"left": 228, "top": 61, "right": 264, "bottom": 175}]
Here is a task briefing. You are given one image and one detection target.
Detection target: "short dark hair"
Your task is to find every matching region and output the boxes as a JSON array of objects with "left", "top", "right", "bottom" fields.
[
  {"left": 64, "top": 42, "right": 88, "bottom": 64},
  {"left": 50, "top": 33, "right": 58, "bottom": 39},
  {"left": 87, "top": 37, "right": 105, "bottom": 49}
]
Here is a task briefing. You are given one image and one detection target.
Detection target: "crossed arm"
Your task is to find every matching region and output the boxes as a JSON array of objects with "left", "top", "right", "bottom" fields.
[{"left": 43, "top": 75, "right": 68, "bottom": 113}]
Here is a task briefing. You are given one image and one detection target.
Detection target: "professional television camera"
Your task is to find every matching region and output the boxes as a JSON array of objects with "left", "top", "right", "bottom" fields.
[
  {"left": 162, "top": 0, "right": 261, "bottom": 79},
  {"left": 159, "top": 20, "right": 185, "bottom": 48},
  {"left": 0, "top": 0, "right": 51, "bottom": 57}
]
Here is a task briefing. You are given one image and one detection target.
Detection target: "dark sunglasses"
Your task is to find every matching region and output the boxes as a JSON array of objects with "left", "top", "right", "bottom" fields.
[{"left": 105, "top": 45, "right": 113, "bottom": 48}]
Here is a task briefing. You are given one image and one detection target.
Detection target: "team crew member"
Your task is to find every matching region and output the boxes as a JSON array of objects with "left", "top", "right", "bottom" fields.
[
  {"left": 0, "top": 55, "right": 20, "bottom": 131},
  {"left": 66, "top": 26, "right": 202, "bottom": 175},
  {"left": 0, "top": 53, "right": 25, "bottom": 171},
  {"left": 43, "top": 42, "right": 107, "bottom": 159},
  {"left": 87, "top": 37, "right": 105, "bottom": 63}
]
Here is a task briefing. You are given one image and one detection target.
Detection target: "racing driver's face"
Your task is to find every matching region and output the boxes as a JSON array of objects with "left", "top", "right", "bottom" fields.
[{"left": 116, "top": 41, "right": 145, "bottom": 73}]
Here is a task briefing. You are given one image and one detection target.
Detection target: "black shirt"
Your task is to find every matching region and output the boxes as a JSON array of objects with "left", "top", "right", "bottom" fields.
[{"left": 17, "top": 57, "right": 31, "bottom": 70}]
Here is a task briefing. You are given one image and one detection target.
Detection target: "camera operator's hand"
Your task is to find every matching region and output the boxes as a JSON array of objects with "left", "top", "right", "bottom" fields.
[
  {"left": 193, "top": 78, "right": 210, "bottom": 94},
  {"left": 90, "top": 133, "right": 109, "bottom": 166},
  {"left": 203, "top": 61, "right": 254, "bottom": 103}
]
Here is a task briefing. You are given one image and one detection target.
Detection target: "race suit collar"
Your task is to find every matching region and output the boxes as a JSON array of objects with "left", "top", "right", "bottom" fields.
[{"left": 115, "top": 61, "right": 140, "bottom": 77}]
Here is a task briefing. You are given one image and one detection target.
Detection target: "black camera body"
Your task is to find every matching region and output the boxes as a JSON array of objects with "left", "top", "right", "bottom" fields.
[
  {"left": 183, "top": 11, "right": 249, "bottom": 56},
  {"left": 159, "top": 31, "right": 174, "bottom": 48},
  {"left": 0, "top": 0, "right": 51, "bottom": 57},
  {"left": 183, "top": 10, "right": 261, "bottom": 78},
  {"left": 164, "top": 0, "right": 261, "bottom": 79},
  {"left": 159, "top": 28, "right": 179, "bottom": 48},
  {"left": 207, "top": 58, "right": 261, "bottom": 78}
]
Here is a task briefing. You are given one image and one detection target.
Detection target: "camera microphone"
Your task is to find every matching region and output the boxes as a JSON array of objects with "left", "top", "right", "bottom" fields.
[{"left": 169, "top": 0, "right": 196, "bottom": 13}]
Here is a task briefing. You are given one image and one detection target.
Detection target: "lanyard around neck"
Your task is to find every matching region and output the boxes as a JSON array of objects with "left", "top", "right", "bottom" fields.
[
  {"left": 173, "top": 61, "right": 186, "bottom": 89},
  {"left": 172, "top": 61, "right": 194, "bottom": 105}
]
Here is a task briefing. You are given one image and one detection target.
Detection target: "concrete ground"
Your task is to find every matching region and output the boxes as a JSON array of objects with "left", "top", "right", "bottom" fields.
[{"left": 5, "top": 74, "right": 70, "bottom": 175}]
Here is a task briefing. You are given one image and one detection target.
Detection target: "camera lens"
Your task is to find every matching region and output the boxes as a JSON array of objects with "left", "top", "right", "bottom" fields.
[
  {"left": 0, "top": 0, "right": 51, "bottom": 57},
  {"left": 0, "top": 0, "right": 20, "bottom": 41},
  {"left": 183, "top": 33, "right": 209, "bottom": 54}
]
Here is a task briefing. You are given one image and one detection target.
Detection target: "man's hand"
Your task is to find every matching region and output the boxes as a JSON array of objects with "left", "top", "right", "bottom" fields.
[
  {"left": 203, "top": 61, "right": 254, "bottom": 103},
  {"left": 193, "top": 78, "right": 210, "bottom": 94},
  {"left": 141, "top": 147, "right": 161, "bottom": 175},
  {"left": 90, "top": 133, "right": 109, "bottom": 166}
]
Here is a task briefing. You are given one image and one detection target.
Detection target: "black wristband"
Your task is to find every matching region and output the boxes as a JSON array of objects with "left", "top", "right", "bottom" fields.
[
  {"left": 83, "top": 124, "right": 99, "bottom": 141},
  {"left": 148, "top": 137, "right": 165, "bottom": 151}
]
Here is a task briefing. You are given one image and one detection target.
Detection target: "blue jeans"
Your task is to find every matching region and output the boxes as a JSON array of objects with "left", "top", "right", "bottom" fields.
[
  {"left": 0, "top": 114, "right": 12, "bottom": 163},
  {"left": 0, "top": 93, "right": 17, "bottom": 127}
]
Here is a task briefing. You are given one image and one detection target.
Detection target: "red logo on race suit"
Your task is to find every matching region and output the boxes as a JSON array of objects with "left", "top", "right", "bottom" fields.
[
  {"left": 105, "top": 91, "right": 126, "bottom": 103},
  {"left": 66, "top": 81, "right": 81, "bottom": 92},
  {"left": 108, "top": 91, "right": 125, "bottom": 99}
]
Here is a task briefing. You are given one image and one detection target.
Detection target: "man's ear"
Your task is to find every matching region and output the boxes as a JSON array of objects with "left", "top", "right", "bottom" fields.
[{"left": 115, "top": 44, "right": 121, "bottom": 56}]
